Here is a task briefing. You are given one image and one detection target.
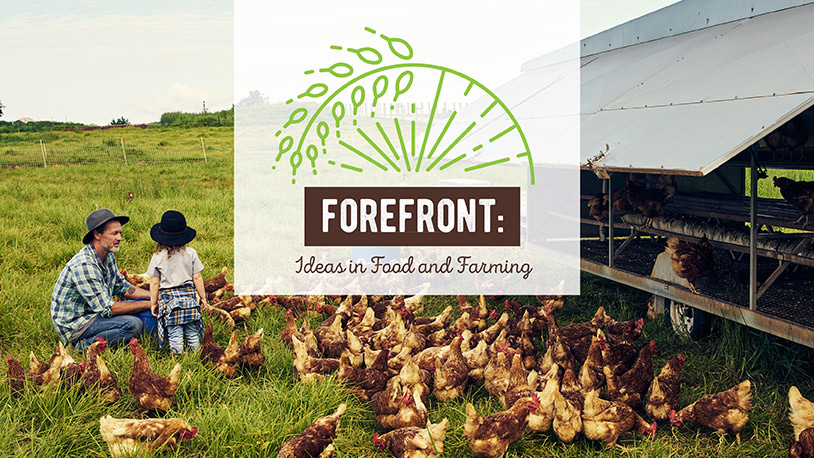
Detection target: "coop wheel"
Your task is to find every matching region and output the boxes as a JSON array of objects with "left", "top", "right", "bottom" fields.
[{"left": 664, "top": 300, "right": 710, "bottom": 340}]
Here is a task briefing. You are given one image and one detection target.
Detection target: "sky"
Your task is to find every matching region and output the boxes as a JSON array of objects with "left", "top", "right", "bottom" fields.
[{"left": 0, "top": 0, "right": 677, "bottom": 126}]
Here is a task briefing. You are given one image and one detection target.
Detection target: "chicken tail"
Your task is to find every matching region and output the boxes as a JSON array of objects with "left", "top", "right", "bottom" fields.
[
  {"left": 735, "top": 380, "right": 752, "bottom": 411},
  {"left": 167, "top": 363, "right": 182, "bottom": 388}
]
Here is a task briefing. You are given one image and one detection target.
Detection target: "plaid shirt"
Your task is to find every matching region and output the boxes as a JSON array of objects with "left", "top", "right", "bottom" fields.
[
  {"left": 156, "top": 285, "right": 202, "bottom": 348},
  {"left": 51, "top": 244, "right": 132, "bottom": 344}
]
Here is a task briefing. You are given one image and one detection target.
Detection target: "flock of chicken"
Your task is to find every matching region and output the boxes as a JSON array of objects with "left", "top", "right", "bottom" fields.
[
  {"left": 587, "top": 175, "right": 814, "bottom": 294},
  {"left": 4, "top": 268, "right": 268, "bottom": 457},
  {"left": 5, "top": 275, "right": 814, "bottom": 456},
  {"left": 273, "top": 293, "right": 812, "bottom": 458},
  {"left": 588, "top": 174, "right": 814, "bottom": 231}
]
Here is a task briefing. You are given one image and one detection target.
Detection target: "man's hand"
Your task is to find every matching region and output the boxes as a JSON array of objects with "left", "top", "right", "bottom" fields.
[{"left": 151, "top": 302, "right": 159, "bottom": 317}]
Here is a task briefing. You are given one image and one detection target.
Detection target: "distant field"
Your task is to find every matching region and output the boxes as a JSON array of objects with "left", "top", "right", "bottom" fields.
[
  {"left": 0, "top": 125, "right": 233, "bottom": 168},
  {"left": 0, "top": 126, "right": 812, "bottom": 457}
]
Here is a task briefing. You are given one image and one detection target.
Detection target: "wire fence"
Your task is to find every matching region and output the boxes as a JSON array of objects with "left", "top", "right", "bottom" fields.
[{"left": 0, "top": 137, "right": 231, "bottom": 169}]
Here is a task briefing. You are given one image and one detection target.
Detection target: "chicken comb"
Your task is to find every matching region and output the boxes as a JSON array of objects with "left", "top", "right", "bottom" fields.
[
  {"left": 372, "top": 433, "right": 386, "bottom": 449},
  {"left": 182, "top": 427, "right": 198, "bottom": 441},
  {"left": 6, "top": 355, "right": 12, "bottom": 363},
  {"left": 129, "top": 337, "right": 138, "bottom": 345}
]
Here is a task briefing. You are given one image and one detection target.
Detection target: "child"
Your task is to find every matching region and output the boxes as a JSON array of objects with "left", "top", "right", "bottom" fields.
[{"left": 147, "top": 210, "right": 207, "bottom": 354}]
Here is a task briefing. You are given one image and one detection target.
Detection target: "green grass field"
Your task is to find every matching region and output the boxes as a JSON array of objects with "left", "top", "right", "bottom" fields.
[{"left": 1, "top": 126, "right": 813, "bottom": 457}]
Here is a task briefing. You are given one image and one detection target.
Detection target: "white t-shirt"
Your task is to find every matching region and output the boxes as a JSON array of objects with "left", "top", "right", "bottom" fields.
[{"left": 147, "top": 246, "right": 204, "bottom": 290}]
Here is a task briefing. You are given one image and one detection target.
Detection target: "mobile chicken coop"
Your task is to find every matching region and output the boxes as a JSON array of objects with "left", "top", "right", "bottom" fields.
[{"left": 574, "top": 0, "right": 814, "bottom": 347}]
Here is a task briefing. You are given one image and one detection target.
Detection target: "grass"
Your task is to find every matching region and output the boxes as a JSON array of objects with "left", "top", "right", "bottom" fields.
[
  {"left": 1, "top": 126, "right": 813, "bottom": 457},
  {"left": 0, "top": 126, "right": 233, "bottom": 168}
]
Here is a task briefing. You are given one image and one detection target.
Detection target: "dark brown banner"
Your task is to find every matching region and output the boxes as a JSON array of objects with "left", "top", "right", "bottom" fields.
[{"left": 304, "top": 187, "right": 520, "bottom": 246}]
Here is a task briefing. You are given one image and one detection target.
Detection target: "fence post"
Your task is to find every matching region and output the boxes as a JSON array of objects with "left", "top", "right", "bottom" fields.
[
  {"left": 40, "top": 140, "right": 48, "bottom": 168},
  {"left": 200, "top": 137, "right": 207, "bottom": 163},
  {"left": 120, "top": 138, "right": 128, "bottom": 166}
]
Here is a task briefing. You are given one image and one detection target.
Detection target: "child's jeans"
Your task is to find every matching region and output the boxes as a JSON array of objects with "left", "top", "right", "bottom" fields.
[{"left": 167, "top": 322, "right": 201, "bottom": 354}]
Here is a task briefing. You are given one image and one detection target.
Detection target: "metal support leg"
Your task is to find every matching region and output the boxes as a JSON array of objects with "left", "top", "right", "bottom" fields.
[
  {"left": 749, "top": 152, "right": 758, "bottom": 310},
  {"left": 608, "top": 174, "right": 614, "bottom": 268}
]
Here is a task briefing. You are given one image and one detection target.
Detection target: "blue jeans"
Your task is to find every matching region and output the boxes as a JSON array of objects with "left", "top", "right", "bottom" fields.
[
  {"left": 167, "top": 322, "right": 201, "bottom": 354},
  {"left": 74, "top": 315, "right": 144, "bottom": 351}
]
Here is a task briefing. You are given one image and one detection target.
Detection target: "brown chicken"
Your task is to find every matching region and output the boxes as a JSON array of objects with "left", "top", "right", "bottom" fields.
[
  {"left": 553, "top": 387, "right": 583, "bottom": 443},
  {"left": 464, "top": 396, "right": 540, "bottom": 458},
  {"left": 484, "top": 349, "right": 512, "bottom": 401},
  {"left": 57, "top": 342, "right": 82, "bottom": 388},
  {"left": 606, "top": 317, "right": 644, "bottom": 346},
  {"left": 602, "top": 336, "right": 639, "bottom": 376},
  {"left": 372, "top": 418, "right": 449, "bottom": 458},
  {"left": 128, "top": 338, "right": 182, "bottom": 412},
  {"left": 588, "top": 193, "right": 609, "bottom": 222},
  {"left": 774, "top": 177, "right": 814, "bottom": 227},
  {"left": 398, "top": 356, "right": 431, "bottom": 403},
  {"left": 274, "top": 295, "right": 326, "bottom": 316},
  {"left": 99, "top": 415, "right": 197, "bottom": 458},
  {"left": 82, "top": 337, "right": 121, "bottom": 403},
  {"left": 528, "top": 366, "right": 559, "bottom": 434},
  {"left": 371, "top": 377, "right": 428, "bottom": 430},
  {"left": 666, "top": 236, "right": 714, "bottom": 294},
  {"left": 624, "top": 175, "right": 677, "bottom": 227},
  {"left": 432, "top": 336, "right": 469, "bottom": 402},
  {"left": 669, "top": 380, "right": 752, "bottom": 444},
  {"left": 645, "top": 354, "right": 684, "bottom": 421},
  {"left": 280, "top": 309, "right": 303, "bottom": 348},
  {"left": 501, "top": 351, "right": 533, "bottom": 410},
  {"left": 277, "top": 404, "right": 347, "bottom": 458},
  {"left": 238, "top": 328, "right": 265, "bottom": 369},
  {"left": 203, "top": 266, "right": 228, "bottom": 292},
  {"left": 789, "top": 386, "right": 814, "bottom": 444},
  {"left": 456, "top": 295, "right": 489, "bottom": 332},
  {"left": 578, "top": 329, "right": 606, "bottom": 392},
  {"left": 426, "top": 311, "right": 472, "bottom": 347},
  {"left": 120, "top": 269, "right": 150, "bottom": 289},
  {"left": 291, "top": 334, "right": 339, "bottom": 383},
  {"left": 613, "top": 186, "right": 634, "bottom": 211},
  {"left": 534, "top": 294, "right": 563, "bottom": 310},
  {"left": 200, "top": 324, "right": 240, "bottom": 378},
  {"left": 791, "top": 428, "right": 814, "bottom": 458},
  {"left": 28, "top": 350, "right": 62, "bottom": 389},
  {"left": 604, "top": 340, "right": 657, "bottom": 409},
  {"left": 560, "top": 362, "right": 584, "bottom": 412},
  {"left": 582, "top": 389, "right": 657, "bottom": 449},
  {"left": 337, "top": 346, "right": 390, "bottom": 401},
  {"left": 6, "top": 355, "right": 25, "bottom": 397},
  {"left": 412, "top": 306, "right": 453, "bottom": 337},
  {"left": 556, "top": 306, "right": 611, "bottom": 363}
]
